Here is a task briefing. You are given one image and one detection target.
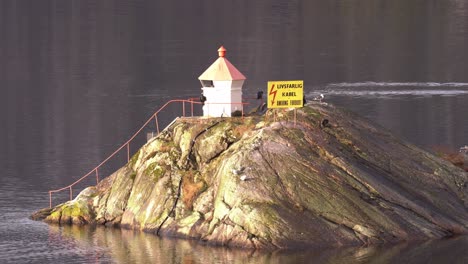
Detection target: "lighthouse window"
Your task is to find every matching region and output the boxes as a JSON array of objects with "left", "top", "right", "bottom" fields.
[{"left": 201, "top": 80, "right": 214, "bottom": 87}]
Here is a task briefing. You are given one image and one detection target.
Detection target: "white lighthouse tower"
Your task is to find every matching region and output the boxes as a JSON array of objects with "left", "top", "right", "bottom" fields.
[{"left": 198, "top": 46, "right": 246, "bottom": 117}]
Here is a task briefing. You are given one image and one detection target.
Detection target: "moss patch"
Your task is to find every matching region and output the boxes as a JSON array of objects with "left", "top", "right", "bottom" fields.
[
  {"left": 61, "top": 202, "right": 90, "bottom": 218},
  {"left": 144, "top": 162, "right": 166, "bottom": 182}
]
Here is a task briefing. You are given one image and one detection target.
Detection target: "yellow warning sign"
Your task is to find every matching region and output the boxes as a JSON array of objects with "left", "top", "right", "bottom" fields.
[{"left": 267, "top": 80, "right": 303, "bottom": 108}]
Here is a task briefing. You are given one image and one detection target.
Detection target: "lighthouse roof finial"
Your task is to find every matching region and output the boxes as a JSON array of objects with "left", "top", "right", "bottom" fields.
[{"left": 218, "top": 46, "right": 226, "bottom": 57}]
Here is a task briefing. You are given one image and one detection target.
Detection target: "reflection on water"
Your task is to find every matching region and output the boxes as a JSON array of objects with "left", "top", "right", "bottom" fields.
[
  {"left": 46, "top": 224, "right": 468, "bottom": 264},
  {"left": 4, "top": 211, "right": 466, "bottom": 263}
]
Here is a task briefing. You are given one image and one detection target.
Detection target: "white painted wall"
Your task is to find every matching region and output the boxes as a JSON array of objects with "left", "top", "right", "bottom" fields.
[{"left": 201, "top": 80, "right": 244, "bottom": 117}]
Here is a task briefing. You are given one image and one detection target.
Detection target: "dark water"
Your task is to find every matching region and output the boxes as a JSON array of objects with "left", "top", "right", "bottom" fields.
[{"left": 1, "top": 1, "right": 467, "bottom": 263}]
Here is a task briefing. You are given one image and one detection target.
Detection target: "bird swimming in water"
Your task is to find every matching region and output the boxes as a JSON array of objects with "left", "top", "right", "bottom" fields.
[{"left": 312, "top": 94, "right": 324, "bottom": 102}]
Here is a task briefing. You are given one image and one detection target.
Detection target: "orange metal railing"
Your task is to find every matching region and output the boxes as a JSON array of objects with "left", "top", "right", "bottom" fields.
[{"left": 48, "top": 98, "right": 250, "bottom": 208}]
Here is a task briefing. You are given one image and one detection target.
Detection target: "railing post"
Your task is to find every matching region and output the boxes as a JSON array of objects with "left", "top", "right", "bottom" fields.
[
  {"left": 69, "top": 187, "right": 73, "bottom": 201},
  {"left": 95, "top": 168, "right": 99, "bottom": 184},
  {"left": 155, "top": 114, "right": 160, "bottom": 134},
  {"left": 49, "top": 191, "right": 52, "bottom": 208},
  {"left": 127, "top": 143, "right": 130, "bottom": 162},
  {"left": 191, "top": 101, "right": 194, "bottom": 117},
  {"left": 241, "top": 103, "right": 244, "bottom": 120},
  {"left": 294, "top": 108, "right": 297, "bottom": 127},
  {"left": 183, "top": 101, "right": 186, "bottom": 117}
]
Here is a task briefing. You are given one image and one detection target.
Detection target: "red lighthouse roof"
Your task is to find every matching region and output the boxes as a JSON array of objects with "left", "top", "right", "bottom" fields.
[{"left": 198, "top": 46, "right": 246, "bottom": 81}]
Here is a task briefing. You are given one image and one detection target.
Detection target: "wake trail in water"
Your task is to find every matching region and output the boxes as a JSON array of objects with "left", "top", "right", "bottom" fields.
[
  {"left": 310, "top": 81, "right": 468, "bottom": 97},
  {"left": 326, "top": 81, "right": 468, "bottom": 88}
]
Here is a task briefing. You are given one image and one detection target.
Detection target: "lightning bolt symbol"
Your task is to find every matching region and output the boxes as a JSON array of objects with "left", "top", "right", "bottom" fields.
[{"left": 269, "top": 84, "right": 277, "bottom": 106}]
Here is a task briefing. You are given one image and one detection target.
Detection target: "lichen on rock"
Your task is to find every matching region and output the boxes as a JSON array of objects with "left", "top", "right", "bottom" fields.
[{"left": 32, "top": 103, "right": 468, "bottom": 249}]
